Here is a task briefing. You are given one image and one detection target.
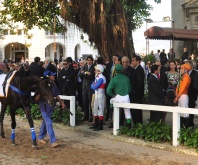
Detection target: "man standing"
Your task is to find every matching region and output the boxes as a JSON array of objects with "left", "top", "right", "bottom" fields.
[
  {"left": 155, "top": 60, "right": 168, "bottom": 123},
  {"left": 29, "top": 57, "right": 43, "bottom": 77},
  {"left": 148, "top": 65, "right": 165, "bottom": 122},
  {"left": 174, "top": 63, "right": 191, "bottom": 128},
  {"left": 59, "top": 59, "right": 76, "bottom": 108},
  {"left": 105, "top": 54, "right": 121, "bottom": 121},
  {"left": 154, "top": 50, "right": 160, "bottom": 62},
  {"left": 130, "top": 55, "right": 145, "bottom": 125},
  {"left": 107, "top": 64, "right": 132, "bottom": 128},
  {"left": 160, "top": 49, "right": 167, "bottom": 64},
  {"left": 120, "top": 56, "right": 134, "bottom": 126},
  {"left": 76, "top": 60, "right": 85, "bottom": 109},
  {"left": 186, "top": 61, "right": 197, "bottom": 128},
  {"left": 167, "top": 48, "right": 175, "bottom": 62},
  {"left": 90, "top": 64, "right": 106, "bottom": 131},
  {"left": 37, "top": 71, "right": 66, "bottom": 147},
  {"left": 79, "top": 56, "right": 95, "bottom": 122},
  {"left": 182, "top": 48, "right": 189, "bottom": 62}
]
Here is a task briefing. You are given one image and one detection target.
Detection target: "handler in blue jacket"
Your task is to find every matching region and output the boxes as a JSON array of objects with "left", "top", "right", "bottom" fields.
[{"left": 36, "top": 71, "right": 66, "bottom": 147}]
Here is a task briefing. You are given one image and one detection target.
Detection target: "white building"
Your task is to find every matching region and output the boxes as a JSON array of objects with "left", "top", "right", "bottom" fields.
[{"left": 0, "top": 21, "right": 98, "bottom": 63}]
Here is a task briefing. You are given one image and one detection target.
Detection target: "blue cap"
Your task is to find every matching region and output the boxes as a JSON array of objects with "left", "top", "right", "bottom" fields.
[{"left": 43, "top": 71, "right": 56, "bottom": 77}]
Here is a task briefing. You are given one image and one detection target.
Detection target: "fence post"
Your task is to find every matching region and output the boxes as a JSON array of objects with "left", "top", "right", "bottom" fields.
[
  {"left": 70, "top": 96, "right": 75, "bottom": 127},
  {"left": 172, "top": 112, "right": 180, "bottom": 146},
  {"left": 113, "top": 106, "right": 120, "bottom": 135}
]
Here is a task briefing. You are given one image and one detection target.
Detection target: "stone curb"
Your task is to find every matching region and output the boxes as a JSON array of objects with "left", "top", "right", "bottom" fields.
[{"left": 18, "top": 116, "right": 198, "bottom": 157}]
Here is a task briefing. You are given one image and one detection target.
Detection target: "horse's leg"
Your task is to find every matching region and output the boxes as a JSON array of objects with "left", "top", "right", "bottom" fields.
[
  {"left": 0, "top": 101, "right": 7, "bottom": 138},
  {"left": 24, "top": 107, "right": 37, "bottom": 147},
  {"left": 10, "top": 107, "right": 16, "bottom": 145}
]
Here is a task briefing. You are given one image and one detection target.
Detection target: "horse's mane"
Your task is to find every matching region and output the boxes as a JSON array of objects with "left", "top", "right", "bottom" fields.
[{"left": 11, "top": 73, "right": 41, "bottom": 92}]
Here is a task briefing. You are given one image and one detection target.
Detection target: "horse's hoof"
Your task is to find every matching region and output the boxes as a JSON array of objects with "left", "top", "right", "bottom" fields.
[
  {"left": 11, "top": 143, "right": 16, "bottom": 146},
  {"left": 32, "top": 145, "right": 39, "bottom": 149}
]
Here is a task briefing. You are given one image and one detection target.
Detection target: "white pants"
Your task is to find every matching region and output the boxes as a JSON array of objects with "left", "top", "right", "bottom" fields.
[
  {"left": 110, "top": 94, "right": 131, "bottom": 119},
  {"left": 178, "top": 94, "right": 189, "bottom": 118},
  {"left": 94, "top": 93, "right": 105, "bottom": 117}
]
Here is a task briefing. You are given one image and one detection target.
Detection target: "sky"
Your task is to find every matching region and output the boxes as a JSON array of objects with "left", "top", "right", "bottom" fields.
[{"left": 133, "top": 0, "right": 171, "bottom": 54}]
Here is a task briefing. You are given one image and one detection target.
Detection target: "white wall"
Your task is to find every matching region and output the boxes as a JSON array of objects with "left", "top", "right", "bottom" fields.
[{"left": 0, "top": 22, "right": 98, "bottom": 63}]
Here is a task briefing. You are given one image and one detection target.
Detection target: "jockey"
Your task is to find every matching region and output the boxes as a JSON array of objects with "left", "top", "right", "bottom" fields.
[
  {"left": 36, "top": 70, "right": 66, "bottom": 147},
  {"left": 174, "top": 63, "right": 191, "bottom": 128},
  {"left": 90, "top": 64, "right": 106, "bottom": 131},
  {"left": 107, "top": 64, "right": 132, "bottom": 129}
]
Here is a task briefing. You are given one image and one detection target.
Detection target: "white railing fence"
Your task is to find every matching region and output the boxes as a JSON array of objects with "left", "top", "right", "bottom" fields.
[
  {"left": 59, "top": 95, "right": 76, "bottom": 127},
  {"left": 30, "top": 93, "right": 76, "bottom": 127},
  {"left": 113, "top": 102, "right": 198, "bottom": 146}
]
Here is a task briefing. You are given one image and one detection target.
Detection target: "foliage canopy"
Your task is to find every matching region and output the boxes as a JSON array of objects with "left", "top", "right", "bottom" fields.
[{"left": 1, "top": 0, "right": 161, "bottom": 59}]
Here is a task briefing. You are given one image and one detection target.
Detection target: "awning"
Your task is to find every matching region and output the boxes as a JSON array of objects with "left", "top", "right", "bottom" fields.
[{"left": 144, "top": 26, "right": 198, "bottom": 41}]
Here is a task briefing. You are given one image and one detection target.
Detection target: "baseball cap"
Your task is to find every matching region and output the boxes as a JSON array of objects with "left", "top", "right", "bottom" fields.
[
  {"left": 43, "top": 71, "right": 56, "bottom": 77},
  {"left": 181, "top": 63, "right": 191, "bottom": 71},
  {"left": 115, "top": 64, "right": 123, "bottom": 73}
]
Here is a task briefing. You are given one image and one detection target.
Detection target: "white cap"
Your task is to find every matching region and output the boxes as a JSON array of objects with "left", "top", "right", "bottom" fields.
[{"left": 95, "top": 64, "right": 104, "bottom": 73}]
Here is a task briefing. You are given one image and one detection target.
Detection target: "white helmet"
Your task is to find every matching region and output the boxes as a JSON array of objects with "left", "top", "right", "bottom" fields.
[{"left": 95, "top": 64, "right": 104, "bottom": 73}]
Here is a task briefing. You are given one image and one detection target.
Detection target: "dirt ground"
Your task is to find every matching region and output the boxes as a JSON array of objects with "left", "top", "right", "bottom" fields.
[{"left": 0, "top": 116, "right": 198, "bottom": 165}]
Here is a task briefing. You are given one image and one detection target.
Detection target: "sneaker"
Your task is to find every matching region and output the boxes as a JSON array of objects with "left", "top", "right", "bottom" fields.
[
  {"left": 38, "top": 139, "right": 47, "bottom": 144},
  {"left": 51, "top": 142, "right": 59, "bottom": 148}
]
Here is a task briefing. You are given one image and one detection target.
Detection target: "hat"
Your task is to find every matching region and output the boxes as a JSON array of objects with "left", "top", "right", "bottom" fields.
[
  {"left": 95, "top": 64, "right": 104, "bottom": 73},
  {"left": 181, "top": 63, "right": 191, "bottom": 71},
  {"left": 43, "top": 71, "right": 56, "bottom": 77},
  {"left": 115, "top": 64, "right": 123, "bottom": 73}
]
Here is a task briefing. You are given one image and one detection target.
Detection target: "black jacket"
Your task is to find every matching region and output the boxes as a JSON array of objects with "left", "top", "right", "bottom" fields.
[
  {"left": 79, "top": 64, "right": 95, "bottom": 90},
  {"left": 131, "top": 65, "right": 144, "bottom": 103},
  {"left": 148, "top": 74, "right": 165, "bottom": 105}
]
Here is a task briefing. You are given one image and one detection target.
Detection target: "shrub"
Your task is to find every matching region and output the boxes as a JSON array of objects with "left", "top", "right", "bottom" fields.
[
  {"left": 5, "top": 104, "right": 83, "bottom": 125},
  {"left": 119, "top": 122, "right": 172, "bottom": 143}
]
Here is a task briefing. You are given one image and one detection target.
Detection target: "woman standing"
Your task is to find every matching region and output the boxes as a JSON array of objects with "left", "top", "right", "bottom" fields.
[{"left": 165, "top": 61, "right": 179, "bottom": 106}]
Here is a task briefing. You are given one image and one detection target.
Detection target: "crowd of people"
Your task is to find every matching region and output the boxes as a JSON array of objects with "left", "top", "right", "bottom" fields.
[{"left": 1, "top": 48, "right": 198, "bottom": 137}]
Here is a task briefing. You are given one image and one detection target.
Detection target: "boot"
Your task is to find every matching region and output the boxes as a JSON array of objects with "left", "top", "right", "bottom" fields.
[
  {"left": 126, "top": 119, "right": 131, "bottom": 129},
  {"left": 89, "top": 117, "right": 99, "bottom": 129},
  {"left": 94, "top": 119, "right": 103, "bottom": 131}
]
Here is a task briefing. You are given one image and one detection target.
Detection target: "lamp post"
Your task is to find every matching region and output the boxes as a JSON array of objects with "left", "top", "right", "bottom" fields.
[
  {"left": 163, "top": 16, "right": 175, "bottom": 52},
  {"left": 172, "top": 20, "right": 175, "bottom": 52}
]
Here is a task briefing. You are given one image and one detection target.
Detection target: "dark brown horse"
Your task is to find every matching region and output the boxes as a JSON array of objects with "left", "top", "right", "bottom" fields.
[{"left": 0, "top": 71, "right": 55, "bottom": 147}]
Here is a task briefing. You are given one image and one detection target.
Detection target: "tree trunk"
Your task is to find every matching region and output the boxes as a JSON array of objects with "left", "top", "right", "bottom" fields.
[{"left": 61, "top": 0, "right": 135, "bottom": 61}]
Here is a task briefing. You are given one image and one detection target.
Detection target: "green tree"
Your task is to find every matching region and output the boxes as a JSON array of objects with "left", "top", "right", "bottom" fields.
[{"left": 1, "top": 0, "right": 161, "bottom": 60}]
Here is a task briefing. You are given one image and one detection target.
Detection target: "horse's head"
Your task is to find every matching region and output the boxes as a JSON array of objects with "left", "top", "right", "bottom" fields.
[{"left": 38, "top": 79, "right": 56, "bottom": 107}]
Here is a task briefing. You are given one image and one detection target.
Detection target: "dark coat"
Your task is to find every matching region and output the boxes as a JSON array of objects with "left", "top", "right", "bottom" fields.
[
  {"left": 122, "top": 65, "right": 134, "bottom": 80},
  {"left": 29, "top": 62, "right": 43, "bottom": 77},
  {"left": 148, "top": 74, "right": 165, "bottom": 105},
  {"left": 59, "top": 65, "right": 76, "bottom": 85},
  {"left": 79, "top": 64, "right": 95, "bottom": 90},
  {"left": 105, "top": 62, "right": 114, "bottom": 86},
  {"left": 189, "top": 70, "right": 198, "bottom": 107},
  {"left": 131, "top": 65, "right": 145, "bottom": 103},
  {"left": 182, "top": 51, "right": 188, "bottom": 62},
  {"left": 159, "top": 70, "right": 168, "bottom": 91},
  {"left": 44, "top": 63, "right": 57, "bottom": 73},
  {"left": 160, "top": 52, "right": 167, "bottom": 63}
]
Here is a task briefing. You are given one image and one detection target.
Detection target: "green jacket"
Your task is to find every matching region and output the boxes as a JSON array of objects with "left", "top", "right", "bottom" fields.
[{"left": 107, "top": 73, "right": 131, "bottom": 97}]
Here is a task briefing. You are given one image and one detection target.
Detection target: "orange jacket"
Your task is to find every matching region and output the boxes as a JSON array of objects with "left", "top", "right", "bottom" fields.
[{"left": 175, "top": 73, "right": 191, "bottom": 101}]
